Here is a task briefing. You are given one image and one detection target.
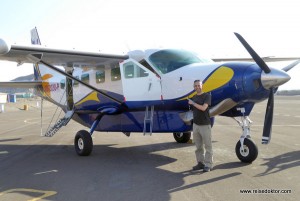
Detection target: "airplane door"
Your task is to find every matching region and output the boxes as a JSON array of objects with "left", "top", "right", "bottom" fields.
[{"left": 120, "top": 59, "right": 161, "bottom": 101}]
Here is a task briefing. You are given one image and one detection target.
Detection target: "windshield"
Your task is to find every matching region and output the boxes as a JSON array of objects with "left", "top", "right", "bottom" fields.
[{"left": 148, "top": 49, "right": 209, "bottom": 74}]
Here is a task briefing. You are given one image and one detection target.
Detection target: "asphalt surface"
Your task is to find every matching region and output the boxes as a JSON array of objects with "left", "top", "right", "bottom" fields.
[{"left": 0, "top": 96, "right": 299, "bottom": 201}]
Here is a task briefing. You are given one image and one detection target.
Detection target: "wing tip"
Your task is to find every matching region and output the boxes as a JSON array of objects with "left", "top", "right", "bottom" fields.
[{"left": 0, "top": 38, "right": 11, "bottom": 55}]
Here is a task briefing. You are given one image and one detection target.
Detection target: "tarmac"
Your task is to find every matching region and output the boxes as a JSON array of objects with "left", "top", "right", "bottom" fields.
[{"left": 0, "top": 96, "right": 299, "bottom": 201}]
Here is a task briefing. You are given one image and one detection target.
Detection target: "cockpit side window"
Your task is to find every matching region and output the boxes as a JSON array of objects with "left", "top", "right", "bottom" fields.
[
  {"left": 148, "top": 49, "right": 202, "bottom": 74},
  {"left": 123, "top": 61, "right": 148, "bottom": 79},
  {"left": 139, "top": 59, "right": 160, "bottom": 78}
]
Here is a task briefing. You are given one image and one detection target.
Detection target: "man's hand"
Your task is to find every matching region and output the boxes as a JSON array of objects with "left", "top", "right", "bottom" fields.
[{"left": 188, "top": 99, "right": 195, "bottom": 105}]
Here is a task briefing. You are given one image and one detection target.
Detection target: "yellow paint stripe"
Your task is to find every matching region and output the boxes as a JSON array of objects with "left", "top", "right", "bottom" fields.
[
  {"left": 0, "top": 188, "right": 57, "bottom": 201},
  {"left": 40, "top": 74, "right": 54, "bottom": 97},
  {"left": 178, "top": 66, "right": 234, "bottom": 101},
  {"left": 41, "top": 74, "right": 53, "bottom": 80},
  {"left": 42, "top": 82, "right": 51, "bottom": 97},
  {"left": 75, "top": 91, "right": 100, "bottom": 106},
  {"left": 202, "top": 66, "right": 234, "bottom": 92}
]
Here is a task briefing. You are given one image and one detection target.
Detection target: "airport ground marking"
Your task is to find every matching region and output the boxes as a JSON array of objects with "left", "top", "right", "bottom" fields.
[
  {"left": 0, "top": 188, "right": 57, "bottom": 201},
  {"left": 34, "top": 169, "right": 58, "bottom": 175},
  {"left": 0, "top": 151, "right": 9, "bottom": 154}
]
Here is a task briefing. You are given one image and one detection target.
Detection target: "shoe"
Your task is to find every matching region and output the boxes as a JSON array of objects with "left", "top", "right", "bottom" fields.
[
  {"left": 192, "top": 162, "right": 205, "bottom": 170},
  {"left": 203, "top": 166, "right": 212, "bottom": 172}
]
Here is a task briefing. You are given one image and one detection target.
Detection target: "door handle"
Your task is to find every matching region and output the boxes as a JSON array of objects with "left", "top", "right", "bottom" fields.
[{"left": 148, "top": 83, "right": 152, "bottom": 91}]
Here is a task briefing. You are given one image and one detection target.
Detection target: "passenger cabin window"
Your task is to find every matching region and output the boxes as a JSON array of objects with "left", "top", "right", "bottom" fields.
[
  {"left": 60, "top": 79, "right": 65, "bottom": 89},
  {"left": 96, "top": 71, "right": 105, "bottom": 83},
  {"left": 124, "top": 62, "right": 148, "bottom": 79},
  {"left": 111, "top": 62, "right": 121, "bottom": 81},
  {"left": 148, "top": 49, "right": 202, "bottom": 74},
  {"left": 96, "top": 65, "right": 105, "bottom": 83},
  {"left": 81, "top": 73, "right": 90, "bottom": 84},
  {"left": 73, "top": 76, "right": 79, "bottom": 87}
]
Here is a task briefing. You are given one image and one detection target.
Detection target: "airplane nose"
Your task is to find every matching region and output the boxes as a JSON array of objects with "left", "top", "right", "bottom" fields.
[{"left": 261, "top": 68, "right": 291, "bottom": 90}]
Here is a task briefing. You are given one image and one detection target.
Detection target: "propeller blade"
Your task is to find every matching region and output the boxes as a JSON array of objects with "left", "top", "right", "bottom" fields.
[
  {"left": 262, "top": 87, "right": 274, "bottom": 144},
  {"left": 281, "top": 59, "right": 300, "bottom": 72},
  {"left": 234, "top": 33, "right": 271, "bottom": 73}
]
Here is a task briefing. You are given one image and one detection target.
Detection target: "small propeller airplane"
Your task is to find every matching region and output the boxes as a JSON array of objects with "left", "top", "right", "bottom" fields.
[{"left": 0, "top": 28, "right": 299, "bottom": 163}]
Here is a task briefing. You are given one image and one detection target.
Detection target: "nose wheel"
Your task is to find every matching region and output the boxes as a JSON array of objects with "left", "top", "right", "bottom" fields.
[
  {"left": 233, "top": 108, "right": 258, "bottom": 163},
  {"left": 235, "top": 138, "right": 258, "bottom": 163}
]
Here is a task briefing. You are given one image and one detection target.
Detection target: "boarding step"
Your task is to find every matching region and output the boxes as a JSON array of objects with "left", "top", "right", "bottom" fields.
[
  {"left": 143, "top": 106, "right": 154, "bottom": 136},
  {"left": 44, "top": 110, "right": 74, "bottom": 137}
]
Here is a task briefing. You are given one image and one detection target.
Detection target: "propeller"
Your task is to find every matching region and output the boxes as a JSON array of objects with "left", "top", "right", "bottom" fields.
[
  {"left": 262, "top": 87, "right": 274, "bottom": 144},
  {"left": 282, "top": 59, "right": 300, "bottom": 72},
  {"left": 234, "top": 32, "right": 274, "bottom": 144},
  {"left": 234, "top": 33, "right": 271, "bottom": 73}
]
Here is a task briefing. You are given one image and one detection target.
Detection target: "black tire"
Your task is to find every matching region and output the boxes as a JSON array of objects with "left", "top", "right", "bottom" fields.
[
  {"left": 74, "top": 130, "right": 93, "bottom": 156},
  {"left": 173, "top": 132, "right": 191, "bottom": 143},
  {"left": 235, "top": 138, "right": 258, "bottom": 163}
]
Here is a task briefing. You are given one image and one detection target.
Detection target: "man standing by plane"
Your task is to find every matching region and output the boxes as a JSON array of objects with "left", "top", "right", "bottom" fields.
[{"left": 188, "top": 80, "right": 213, "bottom": 172}]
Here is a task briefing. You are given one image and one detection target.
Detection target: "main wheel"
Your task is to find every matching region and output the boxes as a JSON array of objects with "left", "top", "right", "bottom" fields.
[
  {"left": 173, "top": 132, "right": 191, "bottom": 143},
  {"left": 74, "top": 130, "right": 93, "bottom": 156},
  {"left": 235, "top": 138, "right": 258, "bottom": 163}
]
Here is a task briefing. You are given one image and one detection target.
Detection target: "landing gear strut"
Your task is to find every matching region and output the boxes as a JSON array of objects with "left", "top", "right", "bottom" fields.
[{"left": 233, "top": 108, "right": 258, "bottom": 163}]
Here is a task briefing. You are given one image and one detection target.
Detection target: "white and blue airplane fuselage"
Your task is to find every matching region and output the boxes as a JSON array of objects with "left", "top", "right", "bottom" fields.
[{"left": 0, "top": 29, "right": 297, "bottom": 162}]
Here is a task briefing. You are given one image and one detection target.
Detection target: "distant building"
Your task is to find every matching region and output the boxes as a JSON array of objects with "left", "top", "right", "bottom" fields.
[
  {"left": 0, "top": 93, "right": 7, "bottom": 103},
  {"left": 15, "top": 93, "right": 34, "bottom": 98}
]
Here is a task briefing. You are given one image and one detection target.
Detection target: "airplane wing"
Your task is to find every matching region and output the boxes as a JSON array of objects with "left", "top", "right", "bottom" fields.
[
  {"left": 0, "top": 39, "right": 128, "bottom": 105},
  {"left": 0, "top": 81, "right": 42, "bottom": 88},
  {"left": 2, "top": 39, "right": 298, "bottom": 65},
  {"left": 212, "top": 56, "right": 300, "bottom": 62},
  {"left": 0, "top": 40, "right": 129, "bottom": 66}
]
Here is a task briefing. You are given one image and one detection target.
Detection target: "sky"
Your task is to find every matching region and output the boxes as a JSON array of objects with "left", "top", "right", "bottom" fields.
[{"left": 0, "top": 0, "right": 300, "bottom": 90}]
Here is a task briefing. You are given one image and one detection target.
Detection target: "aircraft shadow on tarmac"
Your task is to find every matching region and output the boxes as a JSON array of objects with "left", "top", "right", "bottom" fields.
[
  {"left": 0, "top": 141, "right": 240, "bottom": 201},
  {"left": 0, "top": 138, "right": 22, "bottom": 143},
  {"left": 256, "top": 150, "right": 300, "bottom": 176},
  {"left": 212, "top": 162, "right": 250, "bottom": 170}
]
